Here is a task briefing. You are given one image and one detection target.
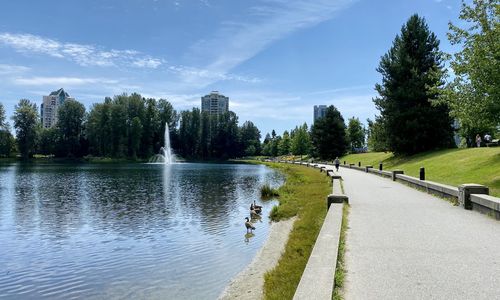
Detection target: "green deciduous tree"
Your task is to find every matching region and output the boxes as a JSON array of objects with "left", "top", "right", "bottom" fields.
[
  {"left": 0, "top": 103, "right": 6, "bottom": 129},
  {"left": 438, "top": 0, "right": 499, "bottom": 140},
  {"left": 130, "top": 117, "right": 143, "bottom": 158},
  {"left": 57, "top": 99, "right": 86, "bottom": 157},
  {"left": 12, "top": 99, "right": 39, "bottom": 159},
  {"left": 278, "top": 131, "right": 291, "bottom": 155},
  {"left": 240, "top": 121, "right": 261, "bottom": 156},
  {"left": 38, "top": 127, "right": 60, "bottom": 156},
  {"left": 366, "top": 118, "right": 389, "bottom": 152},
  {"left": 374, "top": 14, "right": 454, "bottom": 155},
  {"left": 290, "top": 123, "right": 311, "bottom": 156},
  {"left": 347, "top": 117, "right": 365, "bottom": 151},
  {"left": 0, "top": 103, "right": 15, "bottom": 157},
  {"left": 310, "top": 105, "right": 347, "bottom": 159}
]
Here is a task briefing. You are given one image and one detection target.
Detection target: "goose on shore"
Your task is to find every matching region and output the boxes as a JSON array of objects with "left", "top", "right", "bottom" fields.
[{"left": 245, "top": 217, "right": 255, "bottom": 233}]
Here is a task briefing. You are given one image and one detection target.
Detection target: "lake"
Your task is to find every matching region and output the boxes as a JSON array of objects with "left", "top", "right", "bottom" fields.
[{"left": 0, "top": 162, "right": 283, "bottom": 299}]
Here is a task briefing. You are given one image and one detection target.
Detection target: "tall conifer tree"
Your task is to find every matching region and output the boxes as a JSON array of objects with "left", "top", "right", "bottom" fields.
[
  {"left": 310, "top": 105, "right": 347, "bottom": 159},
  {"left": 374, "top": 14, "right": 454, "bottom": 154}
]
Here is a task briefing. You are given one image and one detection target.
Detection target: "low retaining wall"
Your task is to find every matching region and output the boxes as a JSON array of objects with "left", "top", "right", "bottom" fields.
[
  {"left": 292, "top": 163, "right": 348, "bottom": 299},
  {"left": 340, "top": 160, "right": 500, "bottom": 220},
  {"left": 395, "top": 174, "right": 459, "bottom": 201},
  {"left": 471, "top": 194, "right": 500, "bottom": 219},
  {"left": 293, "top": 202, "right": 343, "bottom": 300}
]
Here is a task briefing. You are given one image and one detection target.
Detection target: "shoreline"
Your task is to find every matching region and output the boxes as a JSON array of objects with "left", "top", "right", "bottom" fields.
[{"left": 218, "top": 216, "right": 297, "bottom": 300}]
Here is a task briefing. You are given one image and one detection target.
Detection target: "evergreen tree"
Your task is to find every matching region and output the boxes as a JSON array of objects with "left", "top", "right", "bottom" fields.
[
  {"left": 374, "top": 14, "right": 454, "bottom": 154},
  {"left": 12, "top": 99, "right": 39, "bottom": 159},
  {"left": 310, "top": 105, "right": 347, "bottom": 159}
]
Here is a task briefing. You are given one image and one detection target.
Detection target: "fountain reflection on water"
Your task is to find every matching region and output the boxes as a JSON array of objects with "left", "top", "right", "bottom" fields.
[{"left": 150, "top": 122, "right": 175, "bottom": 164}]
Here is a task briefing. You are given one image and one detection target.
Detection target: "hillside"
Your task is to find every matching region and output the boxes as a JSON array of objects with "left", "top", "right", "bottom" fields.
[{"left": 340, "top": 148, "right": 500, "bottom": 197}]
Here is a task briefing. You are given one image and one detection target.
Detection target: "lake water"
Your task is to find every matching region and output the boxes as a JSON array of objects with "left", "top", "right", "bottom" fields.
[{"left": 0, "top": 162, "right": 283, "bottom": 299}]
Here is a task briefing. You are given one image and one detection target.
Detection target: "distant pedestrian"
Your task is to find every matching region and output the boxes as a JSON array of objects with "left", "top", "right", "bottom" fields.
[
  {"left": 484, "top": 133, "right": 491, "bottom": 143},
  {"left": 475, "top": 134, "right": 482, "bottom": 147},
  {"left": 334, "top": 157, "right": 340, "bottom": 172}
]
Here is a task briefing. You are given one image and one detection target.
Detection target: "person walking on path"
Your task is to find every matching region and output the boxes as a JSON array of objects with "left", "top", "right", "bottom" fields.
[
  {"left": 334, "top": 157, "right": 340, "bottom": 172},
  {"left": 475, "top": 134, "right": 482, "bottom": 147}
]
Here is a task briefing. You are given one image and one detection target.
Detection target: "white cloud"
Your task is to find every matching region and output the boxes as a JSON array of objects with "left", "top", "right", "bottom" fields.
[
  {"left": 132, "top": 57, "right": 164, "bottom": 69},
  {"left": 0, "top": 64, "right": 30, "bottom": 75},
  {"left": 190, "top": 0, "right": 356, "bottom": 74},
  {"left": 168, "top": 65, "right": 261, "bottom": 84},
  {"left": 0, "top": 32, "right": 163, "bottom": 68}
]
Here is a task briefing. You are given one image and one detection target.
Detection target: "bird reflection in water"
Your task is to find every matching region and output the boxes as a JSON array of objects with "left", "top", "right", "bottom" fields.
[{"left": 244, "top": 232, "right": 255, "bottom": 244}]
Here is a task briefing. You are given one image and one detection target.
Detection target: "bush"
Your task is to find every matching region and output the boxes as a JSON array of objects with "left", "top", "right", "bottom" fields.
[
  {"left": 269, "top": 205, "right": 281, "bottom": 221},
  {"left": 261, "top": 183, "right": 279, "bottom": 198}
]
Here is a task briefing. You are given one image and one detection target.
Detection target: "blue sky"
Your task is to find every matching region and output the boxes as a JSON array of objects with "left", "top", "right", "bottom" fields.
[{"left": 0, "top": 0, "right": 462, "bottom": 137}]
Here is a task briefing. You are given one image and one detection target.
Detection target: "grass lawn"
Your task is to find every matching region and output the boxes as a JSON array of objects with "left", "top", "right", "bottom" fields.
[
  {"left": 262, "top": 162, "right": 332, "bottom": 300},
  {"left": 340, "top": 148, "right": 500, "bottom": 197}
]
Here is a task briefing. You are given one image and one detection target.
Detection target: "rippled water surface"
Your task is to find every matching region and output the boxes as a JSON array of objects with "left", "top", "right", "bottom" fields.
[{"left": 0, "top": 162, "right": 283, "bottom": 299}]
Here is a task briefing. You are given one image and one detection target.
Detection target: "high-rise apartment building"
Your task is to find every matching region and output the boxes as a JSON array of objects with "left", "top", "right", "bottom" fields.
[
  {"left": 41, "top": 88, "right": 75, "bottom": 128},
  {"left": 313, "top": 105, "right": 327, "bottom": 123},
  {"left": 201, "top": 91, "right": 229, "bottom": 116}
]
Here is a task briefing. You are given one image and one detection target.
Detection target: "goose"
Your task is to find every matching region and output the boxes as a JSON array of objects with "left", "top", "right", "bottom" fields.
[
  {"left": 250, "top": 208, "right": 260, "bottom": 219},
  {"left": 250, "top": 203, "right": 262, "bottom": 214},
  {"left": 245, "top": 217, "right": 255, "bottom": 233},
  {"left": 253, "top": 200, "right": 263, "bottom": 210}
]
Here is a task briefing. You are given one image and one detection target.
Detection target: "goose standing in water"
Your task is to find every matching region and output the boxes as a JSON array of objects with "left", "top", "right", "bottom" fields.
[
  {"left": 250, "top": 203, "right": 262, "bottom": 214},
  {"left": 253, "top": 200, "right": 262, "bottom": 210},
  {"left": 250, "top": 208, "right": 261, "bottom": 219},
  {"left": 245, "top": 217, "right": 255, "bottom": 233}
]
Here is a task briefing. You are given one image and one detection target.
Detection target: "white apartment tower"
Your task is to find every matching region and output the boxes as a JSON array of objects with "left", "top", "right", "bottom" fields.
[
  {"left": 41, "top": 88, "right": 75, "bottom": 128},
  {"left": 201, "top": 91, "right": 229, "bottom": 116}
]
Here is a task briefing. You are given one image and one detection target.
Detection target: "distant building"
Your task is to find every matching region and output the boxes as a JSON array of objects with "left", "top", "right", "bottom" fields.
[
  {"left": 313, "top": 105, "right": 327, "bottom": 123},
  {"left": 201, "top": 91, "right": 229, "bottom": 116},
  {"left": 41, "top": 88, "right": 75, "bottom": 128}
]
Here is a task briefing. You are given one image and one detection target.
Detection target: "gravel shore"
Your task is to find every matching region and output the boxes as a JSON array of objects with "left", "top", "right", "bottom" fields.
[{"left": 218, "top": 217, "right": 297, "bottom": 300}]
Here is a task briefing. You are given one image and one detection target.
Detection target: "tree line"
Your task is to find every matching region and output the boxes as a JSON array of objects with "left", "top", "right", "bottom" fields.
[
  {"left": 0, "top": 93, "right": 264, "bottom": 160},
  {"left": 262, "top": 110, "right": 365, "bottom": 160}
]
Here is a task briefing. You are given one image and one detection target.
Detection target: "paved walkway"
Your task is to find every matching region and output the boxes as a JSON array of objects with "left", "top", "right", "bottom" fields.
[{"left": 317, "top": 164, "right": 500, "bottom": 300}]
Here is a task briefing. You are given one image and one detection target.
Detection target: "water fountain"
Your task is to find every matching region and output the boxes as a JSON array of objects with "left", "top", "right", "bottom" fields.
[{"left": 149, "top": 122, "right": 175, "bottom": 164}]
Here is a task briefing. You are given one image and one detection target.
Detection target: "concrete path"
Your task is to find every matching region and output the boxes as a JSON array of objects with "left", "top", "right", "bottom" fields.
[{"left": 317, "top": 164, "right": 500, "bottom": 300}]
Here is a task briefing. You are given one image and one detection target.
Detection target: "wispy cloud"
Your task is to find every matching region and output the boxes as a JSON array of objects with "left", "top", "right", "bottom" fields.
[
  {"left": 168, "top": 65, "right": 261, "bottom": 84},
  {"left": 0, "top": 64, "right": 30, "bottom": 75},
  {"left": 189, "top": 0, "right": 356, "bottom": 76},
  {"left": 0, "top": 32, "right": 164, "bottom": 68},
  {"left": 0, "top": 32, "right": 261, "bottom": 85}
]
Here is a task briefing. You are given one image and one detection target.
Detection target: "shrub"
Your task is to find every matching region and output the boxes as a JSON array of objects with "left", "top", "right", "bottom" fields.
[{"left": 261, "top": 183, "right": 279, "bottom": 198}]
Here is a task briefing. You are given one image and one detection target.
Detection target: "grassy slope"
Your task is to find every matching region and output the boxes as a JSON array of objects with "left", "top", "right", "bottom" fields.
[
  {"left": 262, "top": 163, "right": 331, "bottom": 300},
  {"left": 340, "top": 148, "right": 500, "bottom": 197}
]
